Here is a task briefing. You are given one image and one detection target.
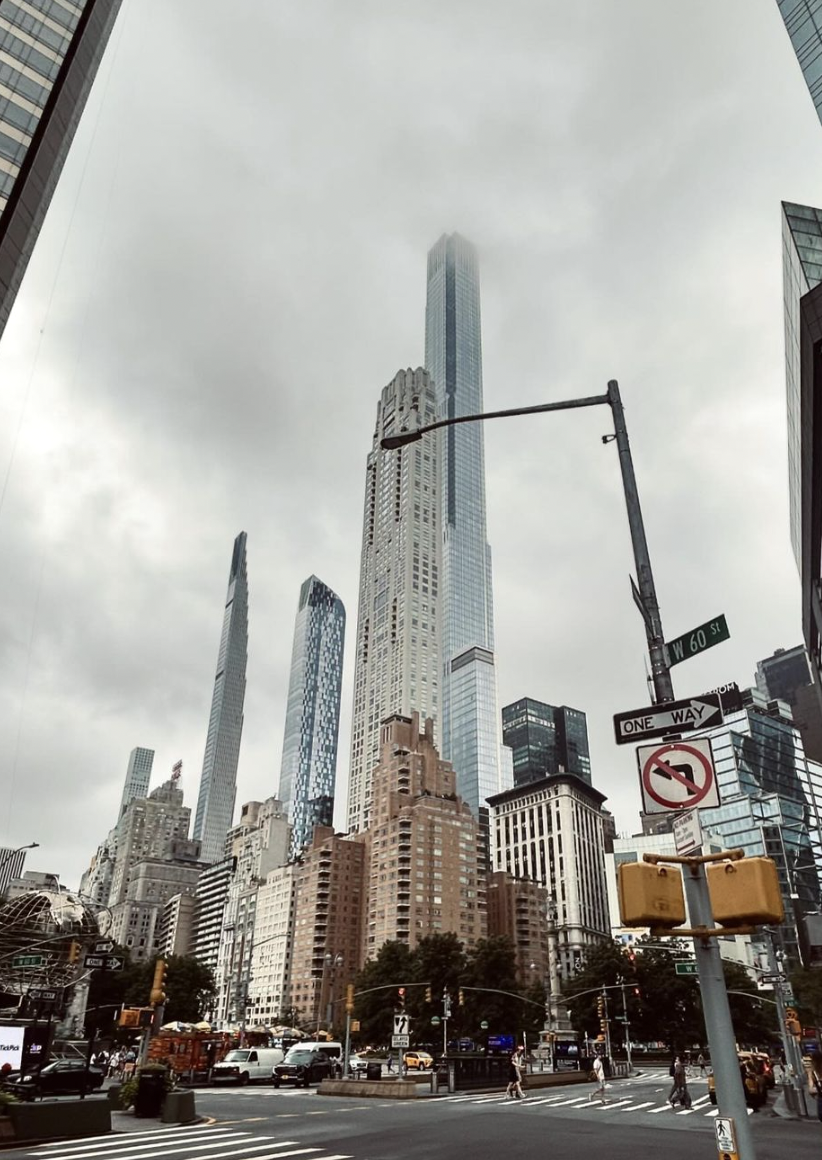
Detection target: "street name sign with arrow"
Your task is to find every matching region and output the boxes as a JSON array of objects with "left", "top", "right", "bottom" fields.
[
  {"left": 637, "top": 737, "right": 720, "bottom": 814},
  {"left": 94, "top": 940, "right": 114, "bottom": 954},
  {"left": 613, "top": 693, "right": 723, "bottom": 745}
]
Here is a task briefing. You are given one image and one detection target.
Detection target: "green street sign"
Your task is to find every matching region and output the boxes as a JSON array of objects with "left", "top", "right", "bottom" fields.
[
  {"left": 666, "top": 615, "right": 730, "bottom": 668},
  {"left": 675, "top": 962, "right": 699, "bottom": 976},
  {"left": 12, "top": 954, "right": 44, "bottom": 968}
]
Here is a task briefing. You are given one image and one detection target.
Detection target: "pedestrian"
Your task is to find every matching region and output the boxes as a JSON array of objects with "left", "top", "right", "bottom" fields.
[
  {"left": 506, "top": 1047, "right": 525, "bottom": 1100},
  {"left": 589, "top": 1053, "right": 608, "bottom": 1104},
  {"left": 386, "top": 1052, "right": 394, "bottom": 1073},
  {"left": 697, "top": 1052, "right": 706, "bottom": 1077},
  {"left": 669, "top": 1056, "right": 690, "bottom": 1108}
]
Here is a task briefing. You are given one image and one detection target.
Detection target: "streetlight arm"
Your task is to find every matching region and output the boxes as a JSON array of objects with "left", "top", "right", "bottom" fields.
[{"left": 380, "top": 394, "right": 609, "bottom": 450}]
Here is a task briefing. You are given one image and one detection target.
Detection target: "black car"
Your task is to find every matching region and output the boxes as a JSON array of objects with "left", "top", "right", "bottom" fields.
[
  {"left": 4, "top": 1059, "right": 105, "bottom": 1100},
  {"left": 273, "top": 1049, "right": 334, "bottom": 1088}
]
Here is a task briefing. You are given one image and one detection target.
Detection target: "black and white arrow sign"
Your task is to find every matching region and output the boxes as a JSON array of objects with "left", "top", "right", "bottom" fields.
[{"left": 613, "top": 693, "right": 723, "bottom": 745}]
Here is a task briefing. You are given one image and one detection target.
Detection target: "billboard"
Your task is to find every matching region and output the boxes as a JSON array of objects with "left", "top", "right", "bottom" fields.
[{"left": 0, "top": 1025, "right": 25, "bottom": 1070}]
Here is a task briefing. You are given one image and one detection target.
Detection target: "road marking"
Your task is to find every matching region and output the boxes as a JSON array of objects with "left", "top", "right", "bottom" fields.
[
  {"left": 30, "top": 1132, "right": 254, "bottom": 1159},
  {"left": 618, "top": 1101, "right": 654, "bottom": 1112},
  {"left": 595, "top": 1099, "right": 633, "bottom": 1110},
  {"left": 648, "top": 1102, "right": 674, "bottom": 1113},
  {"left": 31, "top": 1128, "right": 223, "bottom": 1152}
]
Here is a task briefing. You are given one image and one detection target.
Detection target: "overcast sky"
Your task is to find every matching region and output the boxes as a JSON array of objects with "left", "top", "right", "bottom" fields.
[{"left": 1, "top": 0, "right": 820, "bottom": 888}]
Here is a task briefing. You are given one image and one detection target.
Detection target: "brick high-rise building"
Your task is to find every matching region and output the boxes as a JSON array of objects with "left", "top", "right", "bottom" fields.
[
  {"left": 288, "top": 826, "right": 365, "bottom": 1035},
  {"left": 486, "top": 870, "right": 549, "bottom": 984},
  {"left": 363, "top": 712, "right": 487, "bottom": 959}
]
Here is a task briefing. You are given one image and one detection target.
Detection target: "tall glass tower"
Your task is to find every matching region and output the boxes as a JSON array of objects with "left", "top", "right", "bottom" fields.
[
  {"left": 118, "top": 746, "right": 155, "bottom": 816},
  {"left": 347, "top": 368, "right": 441, "bottom": 833},
  {"left": 193, "top": 532, "right": 249, "bottom": 864},
  {"left": 0, "top": 0, "right": 123, "bottom": 338},
  {"left": 502, "top": 699, "right": 592, "bottom": 787},
  {"left": 279, "top": 576, "right": 345, "bottom": 859},
  {"left": 424, "top": 233, "right": 507, "bottom": 817},
  {"left": 777, "top": 1, "right": 822, "bottom": 127}
]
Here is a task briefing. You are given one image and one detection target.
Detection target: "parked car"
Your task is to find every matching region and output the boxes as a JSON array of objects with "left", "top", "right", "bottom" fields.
[
  {"left": 211, "top": 1048, "right": 284, "bottom": 1085},
  {"left": 403, "top": 1051, "right": 433, "bottom": 1071},
  {"left": 346, "top": 1053, "right": 372, "bottom": 1076},
  {"left": 4, "top": 1059, "right": 104, "bottom": 1100},
  {"left": 273, "top": 1048, "right": 335, "bottom": 1088}
]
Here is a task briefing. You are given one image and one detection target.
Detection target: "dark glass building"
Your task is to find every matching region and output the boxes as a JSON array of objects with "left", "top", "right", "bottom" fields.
[
  {"left": 777, "top": 1, "right": 822, "bottom": 128},
  {"left": 0, "top": 0, "right": 122, "bottom": 338},
  {"left": 501, "top": 698, "right": 591, "bottom": 786}
]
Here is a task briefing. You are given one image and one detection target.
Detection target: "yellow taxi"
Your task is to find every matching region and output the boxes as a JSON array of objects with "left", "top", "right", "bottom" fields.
[{"left": 403, "top": 1050, "right": 434, "bottom": 1070}]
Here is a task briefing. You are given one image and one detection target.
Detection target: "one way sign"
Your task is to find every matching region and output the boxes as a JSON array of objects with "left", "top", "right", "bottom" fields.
[
  {"left": 393, "top": 1014, "right": 409, "bottom": 1035},
  {"left": 613, "top": 693, "right": 723, "bottom": 745}
]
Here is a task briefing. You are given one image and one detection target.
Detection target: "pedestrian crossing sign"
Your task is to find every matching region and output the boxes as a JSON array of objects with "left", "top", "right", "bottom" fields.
[{"left": 714, "top": 1116, "right": 738, "bottom": 1159}]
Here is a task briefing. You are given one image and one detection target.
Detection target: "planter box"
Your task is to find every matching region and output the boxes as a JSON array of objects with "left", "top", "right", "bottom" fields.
[
  {"left": 318, "top": 1079, "right": 418, "bottom": 1099},
  {"left": 8, "top": 1099, "right": 111, "bottom": 1141},
  {"left": 161, "top": 1091, "right": 196, "bottom": 1124}
]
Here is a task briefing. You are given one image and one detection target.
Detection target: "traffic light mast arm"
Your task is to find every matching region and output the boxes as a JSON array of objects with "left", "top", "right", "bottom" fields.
[
  {"left": 458, "top": 985, "right": 546, "bottom": 1010},
  {"left": 350, "top": 981, "right": 430, "bottom": 998}
]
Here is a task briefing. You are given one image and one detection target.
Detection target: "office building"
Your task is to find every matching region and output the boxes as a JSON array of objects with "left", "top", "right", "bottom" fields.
[
  {"left": 0, "top": 0, "right": 123, "bottom": 339},
  {"left": 424, "top": 233, "right": 506, "bottom": 817},
  {"left": 486, "top": 870, "right": 550, "bottom": 983},
  {"left": 779, "top": 204, "right": 822, "bottom": 742},
  {"left": 347, "top": 368, "right": 441, "bottom": 834},
  {"left": 119, "top": 747, "right": 155, "bottom": 816},
  {"left": 191, "top": 856, "right": 235, "bottom": 978},
  {"left": 288, "top": 827, "right": 364, "bottom": 1035},
  {"left": 279, "top": 576, "right": 345, "bottom": 859},
  {"left": 158, "top": 892, "right": 197, "bottom": 958},
  {"left": 107, "top": 775, "right": 192, "bottom": 908},
  {"left": 502, "top": 698, "right": 592, "bottom": 786},
  {"left": 362, "top": 712, "right": 487, "bottom": 959},
  {"left": 488, "top": 774, "right": 611, "bottom": 979},
  {"left": 0, "top": 846, "right": 28, "bottom": 895},
  {"left": 777, "top": 1, "right": 822, "bottom": 127},
  {"left": 193, "top": 532, "right": 249, "bottom": 864},
  {"left": 756, "top": 645, "right": 822, "bottom": 760},
  {"left": 109, "top": 849, "right": 205, "bottom": 961},
  {"left": 213, "top": 799, "right": 290, "bottom": 1028},
  {"left": 246, "top": 864, "right": 297, "bottom": 1028}
]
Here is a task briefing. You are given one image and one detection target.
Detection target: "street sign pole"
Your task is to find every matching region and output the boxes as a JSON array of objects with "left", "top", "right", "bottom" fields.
[
  {"left": 764, "top": 931, "right": 807, "bottom": 1115},
  {"left": 680, "top": 861, "right": 755, "bottom": 1159}
]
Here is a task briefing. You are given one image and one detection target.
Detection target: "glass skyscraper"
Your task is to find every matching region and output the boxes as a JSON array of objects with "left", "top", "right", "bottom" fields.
[
  {"left": 118, "top": 746, "right": 155, "bottom": 816},
  {"left": 502, "top": 698, "right": 592, "bottom": 786},
  {"left": 348, "top": 368, "right": 441, "bottom": 834},
  {"left": 424, "top": 233, "right": 507, "bottom": 817},
  {"left": 193, "top": 532, "right": 249, "bottom": 865},
  {"left": 778, "top": 1, "right": 822, "bottom": 127},
  {"left": 0, "top": 0, "right": 122, "bottom": 338},
  {"left": 279, "top": 575, "right": 345, "bottom": 860}
]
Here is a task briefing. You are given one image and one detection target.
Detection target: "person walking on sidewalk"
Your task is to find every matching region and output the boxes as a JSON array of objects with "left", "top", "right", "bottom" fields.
[
  {"left": 589, "top": 1053, "right": 608, "bottom": 1104},
  {"left": 669, "top": 1056, "right": 691, "bottom": 1108},
  {"left": 506, "top": 1047, "right": 526, "bottom": 1099}
]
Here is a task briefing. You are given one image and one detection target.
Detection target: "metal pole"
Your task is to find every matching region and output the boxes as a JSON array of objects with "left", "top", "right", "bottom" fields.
[
  {"left": 765, "top": 930, "right": 807, "bottom": 1115},
  {"left": 602, "top": 990, "right": 612, "bottom": 1064},
  {"left": 343, "top": 1010, "right": 351, "bottom": 1078},
  {"left": 621, "top": 983, "right": 633, "bottom": 1074},
  {"left": 606, "top": 380, "right": 674, "bottom": 705},
  {"left": 681, "top": 861, "right": 756, "bottom": 1159}
]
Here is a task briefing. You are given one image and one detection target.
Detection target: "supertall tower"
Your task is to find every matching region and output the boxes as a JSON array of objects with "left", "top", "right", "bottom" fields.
[
  {"left": 0, "top": 0, "right": 123, "bottom": 339},
  {"left": 118, "top": 747, "right": 155, "bottom": 816},
  {"left": 347, "top": 368, "right": 440, "bottom": 834},
  {"left": 193, "top": 532, "right": 249, "bottom": 864},
  {"left": 278, "top": 575, "right": 345, "bottom": 859},
  {"left": 424, "top": 233, "right": 506, "bottom": 817}
]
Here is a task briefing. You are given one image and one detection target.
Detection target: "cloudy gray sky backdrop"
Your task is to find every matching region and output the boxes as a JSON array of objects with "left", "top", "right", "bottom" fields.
[{"left": 0, "top": 0, "right": 819, "bottom": 886}]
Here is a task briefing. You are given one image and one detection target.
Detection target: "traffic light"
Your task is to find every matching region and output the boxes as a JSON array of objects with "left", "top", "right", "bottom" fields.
[
  {"left": 596, "top": 995, "right": 604, "bottom": 1017},
  {"left": 633, "top": 987, "right": 641, "bottom": 1000},
  {"left": 67, "top": 940, "right": 81, "bottom": 965},
  {"left": 458, "top": 988, "right": 465, "bottom": 1006},
  {"left": 119, "top": 1008, "right": 140, "bottom": 1028},
  {"left": 786, "top": 1007, "right": 801, "bottom": 1037},
  {"left": 150, "top": 958, "right": 167, "bottom": 1006},
  {"left": 618, "top": 862, "right": 686, "bottom": 928},
  {"left": 424, "top": 985, "right": 432, "bottom": 1003},
  {"left": 346, "top": 984, "right": 354, "bottom": 1014},
  {"left": 397, "top": 987, "right": 406, "bottom": 1010},
  {"left": 707, "top": 857, "right": 784, "bottom": 926}
]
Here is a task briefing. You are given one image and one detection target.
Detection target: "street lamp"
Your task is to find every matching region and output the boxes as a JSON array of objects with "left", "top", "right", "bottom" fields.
[
  {"left": 381, "top": 380, "right": 675, "bottom": 706},
  {"left": 0, "top": 842, "right": 39, "bottom": 880}
]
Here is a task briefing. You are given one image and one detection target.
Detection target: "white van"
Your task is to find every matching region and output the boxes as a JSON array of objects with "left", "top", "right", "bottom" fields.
[
  {"left": 212, "top": 1047, "right": 284, "bottom": 1084},
  {"left": 294, "top": 1041, "right": 342, "bottom": 1060}
]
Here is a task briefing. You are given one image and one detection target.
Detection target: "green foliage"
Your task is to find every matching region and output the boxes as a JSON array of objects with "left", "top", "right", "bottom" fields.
[
  {"left": 118, "top": 1064, "right": 174, "bottom": 1110},
  {"left": 86, "top": 952, "right": 216, "bottom": 1035},
  {"left": 790, "top": 967, "right": 822, "bottom": 1027},
  {"left": 0, "top": 1089, "right": 19, "bottom": 1110}
]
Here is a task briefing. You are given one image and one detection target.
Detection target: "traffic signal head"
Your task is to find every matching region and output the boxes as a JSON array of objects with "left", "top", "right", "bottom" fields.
[
  {"left": 633, "top": 987, "right": 641, "bottom": 999},
  {"left": 786, "top": 1007, "right": 801, "bottom": 1037},
  {"left": 150, "top": 958, "right": 167, "bottom": 1006},
  {"left": 707, "top": 857, "right": 784, "bottom": 927},
  {"left": 398, "top": 987, "right": 406, "bottom": 1008},
  {"left": 596, "top": 996, "right": 604, "bottom": 1016},
  {"left": 424, "top": 985, "right": 432, "bottom": 1003},
  {"left": 618, "top": 862, "right": 686, "bottom": 928},
  {"left": 346, "top": 984, "right": 354, "bottom": 1014},
  {"left": 119, "top": 1008, "right": 140, "bottom": 1028},
  {"left": 67, "top": 940, "right": 81, "bottom": 965},
  {"left": 458, "top": 988, "right": 465, "bottom": 1006}
]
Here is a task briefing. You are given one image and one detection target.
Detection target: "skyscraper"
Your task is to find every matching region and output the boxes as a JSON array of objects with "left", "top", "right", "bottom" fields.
[
  {"left": 424, "top": 233, "right": 506, "bottom": 817},
  {"left": 502, "top": 698, "right": 592, "bottom": 786},
  {"left": 119, "top": 747, "right": 155, "bottom": 816},
  {"left": 777, "top": 1, "right": 822, "bottom": 127},
  {"left": 279, "top": 576, "right": 345, "bottom": 859},
  {"left": 0, "top": 0, "right": 123, "bottom": 338},
  {"left": 347, "top": 368, "right": 440, "bottom": 834},
  {"left": 193, "top": 532, "right": 249, "bottom": 864}
]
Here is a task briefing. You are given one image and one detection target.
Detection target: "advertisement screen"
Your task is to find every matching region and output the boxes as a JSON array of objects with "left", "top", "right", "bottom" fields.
[{"left": 0, "top": 1026, "right": 25, "bottom": 1070}]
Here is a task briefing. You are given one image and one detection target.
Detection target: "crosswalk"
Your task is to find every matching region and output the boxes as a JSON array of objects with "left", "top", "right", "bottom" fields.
[
  {"left": 442, "top": 1088, "right": 755, "bottom": 1121},
  {"left": 28, "top": 1124, "right": 354, "bottom": 1160}
]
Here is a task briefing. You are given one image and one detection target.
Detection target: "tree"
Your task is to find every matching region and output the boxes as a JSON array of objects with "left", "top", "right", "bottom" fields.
[
  {"left": 86, "top": 953, "right": 216, "bottom": 1035},
  {"left": 352, "top": 941, "right": 414, "bottom": 1044},
  {"left": 790, "top": 967, "right": 822, "bottom": 1028},
  {"left": 723, "top": 960, "right": 777, "bottom": 1048},
  {"left": 462, "top": 937, "right": 534, "bottom": 1041}
]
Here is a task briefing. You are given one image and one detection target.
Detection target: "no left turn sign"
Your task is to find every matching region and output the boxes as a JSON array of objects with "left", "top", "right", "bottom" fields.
[{"left": 637, "top": 737, "right": 720, "bottom": 814}]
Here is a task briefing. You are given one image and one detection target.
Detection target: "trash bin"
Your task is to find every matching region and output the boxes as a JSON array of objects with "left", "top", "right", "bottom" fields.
[
  {"left": 365, "top": 1063, "right": 382, "bottom": 1081},
  {"left": 134, "top": 1068, "right": 167, "bottom": 1118}
]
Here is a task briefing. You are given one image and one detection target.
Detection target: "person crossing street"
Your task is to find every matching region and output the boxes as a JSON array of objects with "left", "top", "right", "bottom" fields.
[
  {"left": 506, "top": 1047, "right": 526, "bottom": 1100},
  {"left": 589, "top": 1053, "right": 609, "bottom": 1104}
]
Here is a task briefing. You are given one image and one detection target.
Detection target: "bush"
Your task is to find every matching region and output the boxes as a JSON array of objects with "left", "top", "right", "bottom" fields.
[
  {"left": 118, "top": 1064, "right": 174, "bottom": 1110},
  {"left": 0, "top": 1090, "right": 19, "bottom": 1111}
]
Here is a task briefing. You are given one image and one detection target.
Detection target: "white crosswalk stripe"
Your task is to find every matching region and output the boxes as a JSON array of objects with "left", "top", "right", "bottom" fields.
[
  {"left": 441, "top": 1087, "right": 763, "bottom": 1123},
  {"left": 27, "top": 1126, "right": 353, "bottom": 1160}
]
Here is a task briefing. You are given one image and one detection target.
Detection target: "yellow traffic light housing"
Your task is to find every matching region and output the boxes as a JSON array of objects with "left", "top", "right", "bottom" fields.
[
  {"left": 345, "top": 984, "right": 354, "bottom": 1014},
  {"left": 707, "top": 857, "right": 784, "bottom": 927},
  {"left": 458, "top": 988, "right": 465, "bottom": 1006},
  {"left": 150, "top": 958, "right": 167, "bottom": 1006},
  {"left": 618, "top": 861, "right": 686, "bottom": 928},
  {"left": 425, "top": 985, "right": 432, "bottom": 1003},
  {"left": 119, "top": 1008, "right": 140, "bottom": 1028},
  {"left": 67, "top": 940, "right": 81, "bottom": 965}
]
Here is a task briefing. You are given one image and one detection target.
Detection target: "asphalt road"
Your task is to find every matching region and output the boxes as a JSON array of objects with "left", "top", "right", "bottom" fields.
[{"left": 5, "top": 1070, "right": 820, "bottom": 1160}]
